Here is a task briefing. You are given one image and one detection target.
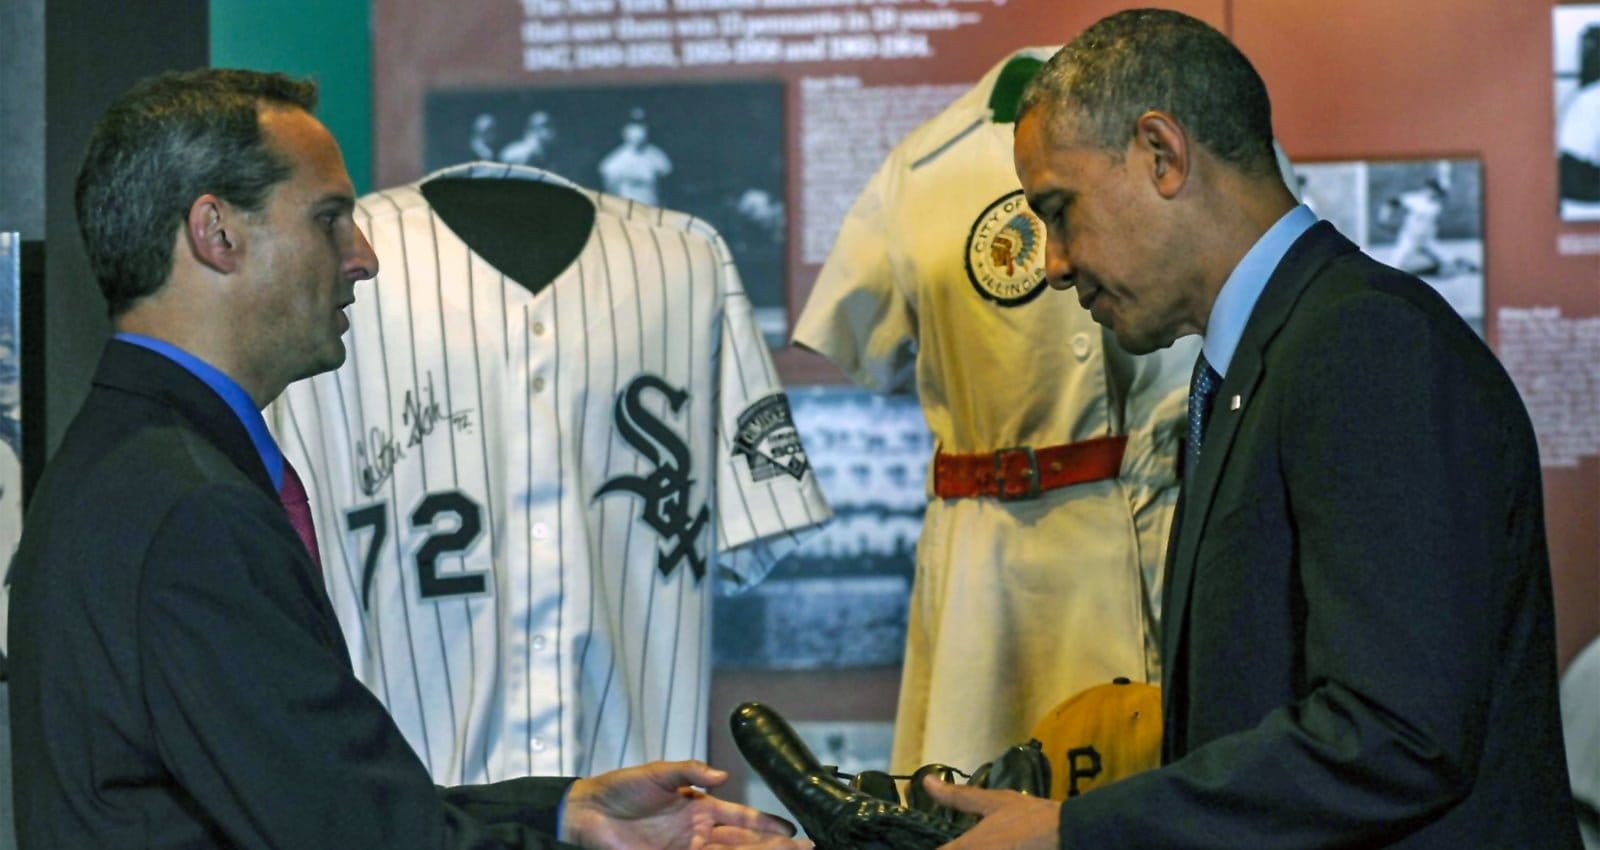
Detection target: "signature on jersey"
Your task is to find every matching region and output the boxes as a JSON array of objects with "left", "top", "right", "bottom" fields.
[
  {"left": 402, "top": 375, "right": 473, "bottom": 449},
  {"left": 353, "top": 372, "right": 474, "bottom": 496}
]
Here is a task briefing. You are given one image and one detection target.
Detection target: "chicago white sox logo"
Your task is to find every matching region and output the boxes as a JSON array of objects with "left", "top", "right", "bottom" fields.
[{"left": 594, "top": 374, "right": 710, "bottom": 580}]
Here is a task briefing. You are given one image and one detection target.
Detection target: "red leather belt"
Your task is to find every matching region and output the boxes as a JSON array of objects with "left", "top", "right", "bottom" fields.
[{"left": 932, "top": 435, "right": 1127, "bottom": 500}]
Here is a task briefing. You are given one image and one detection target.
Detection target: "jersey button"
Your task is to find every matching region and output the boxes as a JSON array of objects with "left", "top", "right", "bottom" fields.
[
  {"left": 532, "top": 376, "right": 546, "bottom": 393},
  {"left": 532, "top": 320, "right": 546, "bottom": 336},
  {"left": 1071, "top": 332, "right": 1092, "bottom": 360},
  {"left": 531, "top": 737, "right": 546, "bottom": 752},
  {"left": 532, "top": 634, "right": 547, "bottom": 651},
  {"left": 532, "top": 522, "right": 549, "bottom": 540}
]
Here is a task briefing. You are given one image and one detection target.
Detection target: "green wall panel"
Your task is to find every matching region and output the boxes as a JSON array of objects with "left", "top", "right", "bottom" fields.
[{"left": 210, "top": 0, "right": 372, "bottom": 193}]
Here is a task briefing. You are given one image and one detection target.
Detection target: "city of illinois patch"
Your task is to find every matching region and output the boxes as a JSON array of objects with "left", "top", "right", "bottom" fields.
[
  {"left": 732, "top": 394, "right": 809, "bottom": 482},
  {"left": 965, "top": 189, "right": 1049, "bottom": 306}
]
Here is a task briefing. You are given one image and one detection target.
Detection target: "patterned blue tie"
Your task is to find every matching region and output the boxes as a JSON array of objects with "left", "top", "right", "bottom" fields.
[{"left": 1187, "top": 354, "right": 1223, "bottom": 468}]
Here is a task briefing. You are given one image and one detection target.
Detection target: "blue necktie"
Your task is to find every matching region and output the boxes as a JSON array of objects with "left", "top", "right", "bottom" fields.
[{"left": 1187, "top": 354, "right": 1223, "bottom": 468}]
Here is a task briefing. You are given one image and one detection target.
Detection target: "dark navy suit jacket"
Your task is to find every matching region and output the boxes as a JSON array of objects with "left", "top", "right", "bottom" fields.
[
  {"left": 9, "top": 340, "right": 575, "bottom": 849},
  {"left": 1056, "top": 223, "right": 1582, "bottom": 848}
]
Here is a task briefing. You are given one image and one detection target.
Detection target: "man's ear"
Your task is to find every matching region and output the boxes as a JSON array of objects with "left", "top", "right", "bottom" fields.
[
  {"left": 1133, "top": 111, "right": 1189, "bottom": 199},
  {"left": 185, "top": 194, "right": 244, "bottom": 274}
]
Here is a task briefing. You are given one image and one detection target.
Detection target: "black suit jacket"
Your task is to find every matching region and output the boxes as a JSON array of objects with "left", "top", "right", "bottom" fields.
[
  {"left": 8, "top": 341, "right": 575, "bottom": 849},
  {"left": 1056, "top": 223, "right": 1582, "bottom": 848}
]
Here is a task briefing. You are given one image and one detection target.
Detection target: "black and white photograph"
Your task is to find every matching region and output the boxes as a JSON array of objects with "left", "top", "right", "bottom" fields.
[
  {"left": 425, "top": 80, "right": 790, "bottom": 345},
  {"left": 0, "top": 232, "right": 24, "bottom": 657},
  {"left": 714, "top": 386, "right": 930, "bottom": 671},
  {"left": 0, "top": 234, "right": 22, "bottom": 558},
  {"left": 1556, "top": 4, "right": 1600, "bottom": 222},
  {"left": 1295, "top": 158, "right": 1485, "bottom": 336}
]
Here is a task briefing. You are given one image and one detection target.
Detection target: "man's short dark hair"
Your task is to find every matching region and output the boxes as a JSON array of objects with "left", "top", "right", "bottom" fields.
[
  {"left": 74, "top": 69, "right": 319, "bottom": 317},
  {"left": 1019, "top": 9, "right": 1278, "bottom": 177}
]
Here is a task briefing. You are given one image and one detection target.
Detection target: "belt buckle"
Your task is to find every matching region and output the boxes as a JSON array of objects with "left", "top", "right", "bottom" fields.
[{"left": 992, "top": 446, "right": 1040, "bottom": 500}]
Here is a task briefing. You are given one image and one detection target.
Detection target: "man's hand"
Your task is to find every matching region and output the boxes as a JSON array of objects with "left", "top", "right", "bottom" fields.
[
  {"left": 922, "top": 775, "right": 1060, "bottom": 850},
  {"left": 700, "top": 825, "right": 816, "bottom": 850},
  {"left": 561, "top": 759, "right": 811, "bottom": 850}
]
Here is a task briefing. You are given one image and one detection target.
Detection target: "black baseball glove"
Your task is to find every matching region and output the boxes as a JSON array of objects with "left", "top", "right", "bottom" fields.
[
  {"left": 900, "top": 740, "right": 1051, "bottom": 831},
  {"left": 731, "top": 702, "right": 965, "bottom": 850}
]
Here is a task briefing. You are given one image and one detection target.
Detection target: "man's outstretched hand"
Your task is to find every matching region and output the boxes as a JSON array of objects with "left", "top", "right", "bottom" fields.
[
  {"left": 922, "top": 775, "right": 1060, "bottom": 850},
  {"left": 561, "top": 760, "right": 812, "bottom": 850}
]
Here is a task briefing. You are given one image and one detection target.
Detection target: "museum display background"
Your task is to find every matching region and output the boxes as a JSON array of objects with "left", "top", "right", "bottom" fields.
[
  {"left": 362, "top": 0, "right": 1599, "bottom": 683},
  {"left": 7, "top": 0, "right": 1596, "bottom": 813}
]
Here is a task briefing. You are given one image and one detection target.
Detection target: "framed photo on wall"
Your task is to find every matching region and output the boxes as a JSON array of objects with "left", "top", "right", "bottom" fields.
[
  {"left": 0, "top": 233, "right": 25, "bottom": 663},
  {"left": 0, "top": 234, "right": 22, "bottom": 554},
  {"left": 1294, "top": 158, "right": 1486, "bottom": 337},
  {"left": 425, "top": 80, "right": 790, "bottom": 348},
  {"left": 1555, "top": 4, "right": 1600, "bottom": 221}
]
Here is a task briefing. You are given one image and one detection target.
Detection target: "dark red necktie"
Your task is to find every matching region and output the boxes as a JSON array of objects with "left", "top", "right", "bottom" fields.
[{"left": 278, "top": 460, "right": 323, "bottom": 570}]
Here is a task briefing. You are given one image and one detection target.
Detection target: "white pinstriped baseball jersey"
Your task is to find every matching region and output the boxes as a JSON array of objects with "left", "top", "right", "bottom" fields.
[{"left": 270, "top": 162, "right": 830, "bottom": 784}]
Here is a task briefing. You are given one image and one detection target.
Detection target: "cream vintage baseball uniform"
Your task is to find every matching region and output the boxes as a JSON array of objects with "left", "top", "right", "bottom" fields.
[
  {"left": 272, "top": 162, "right": 830, "bottom": 783},
  {"left": 793, "top": 48, "right": 1198, "bottom": 773}
]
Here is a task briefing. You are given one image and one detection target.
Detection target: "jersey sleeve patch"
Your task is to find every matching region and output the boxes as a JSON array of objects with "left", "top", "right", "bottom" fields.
[{"left": 732, "top": 394, "right": 809, "bottom": 482}]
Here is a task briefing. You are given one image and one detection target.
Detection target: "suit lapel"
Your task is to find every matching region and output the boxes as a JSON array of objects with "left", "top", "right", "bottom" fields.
[
  {"left": 94, "top": 340, "right": 277, "bottom": 497},
  {"left": 1160, "top": 223, "right": 1360, "bottom": 741}
]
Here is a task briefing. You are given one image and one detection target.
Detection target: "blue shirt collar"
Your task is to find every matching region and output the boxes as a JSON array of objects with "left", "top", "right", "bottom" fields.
[
  {"left": 114, "top": 332, "right": 284, "bottom": 490},
  {"left": 1202, "top": 204, "right": 1318, "bottom": 377}
]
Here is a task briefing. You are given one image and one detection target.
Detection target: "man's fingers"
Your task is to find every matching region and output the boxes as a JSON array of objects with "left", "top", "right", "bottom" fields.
[
  {"left": 703, "top": 825, "right": 777, "bottom": 844},
  {"left": 922, "top": 776, "right": 1015, "bottom": 816},
  {"left": 648, "top": 759, "right": 730, "bottom": 791},
  {"left": 637, "top": 758, "right": 794, "bottom": 835},
  {"left": 695, "top": 795, "right": 798, "bottom": 836},
  {"left": 701, "top": 825, "right": 814, "bottom": 850}
]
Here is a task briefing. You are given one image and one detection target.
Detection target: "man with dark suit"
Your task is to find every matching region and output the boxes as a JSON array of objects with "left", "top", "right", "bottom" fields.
[
  {"left": 6, "top": 69, "right": 803, "bottom": 850},
  {"left": 924, "top": 9, "right": 1583, "bottom": 849}
]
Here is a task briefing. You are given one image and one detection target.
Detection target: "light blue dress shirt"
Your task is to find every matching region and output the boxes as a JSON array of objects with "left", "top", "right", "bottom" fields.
[{"left": 1202, "top": 204, "right": 1318, "bottom": 377}]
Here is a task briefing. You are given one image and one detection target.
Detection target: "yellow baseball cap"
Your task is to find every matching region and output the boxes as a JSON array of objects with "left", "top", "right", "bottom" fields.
[{"left": 1029, "top": 678, "right": 1162, "bottom": 800}]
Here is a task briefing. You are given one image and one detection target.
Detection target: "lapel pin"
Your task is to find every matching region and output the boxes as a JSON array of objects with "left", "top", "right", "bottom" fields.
[{"left": 1229, "top": 395, "right": 1242, "bottom": 411}]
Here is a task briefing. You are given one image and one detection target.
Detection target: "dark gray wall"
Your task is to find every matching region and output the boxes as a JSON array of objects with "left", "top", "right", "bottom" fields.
[
  {"left": 0, "top": 0, "right": 45, "bottom": 240},
  {"left": 43, "top": 0, "right": 209, "bottom": 456},
  {"left": 6, "top": 14, "right": 209, "bottom": 848}
]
